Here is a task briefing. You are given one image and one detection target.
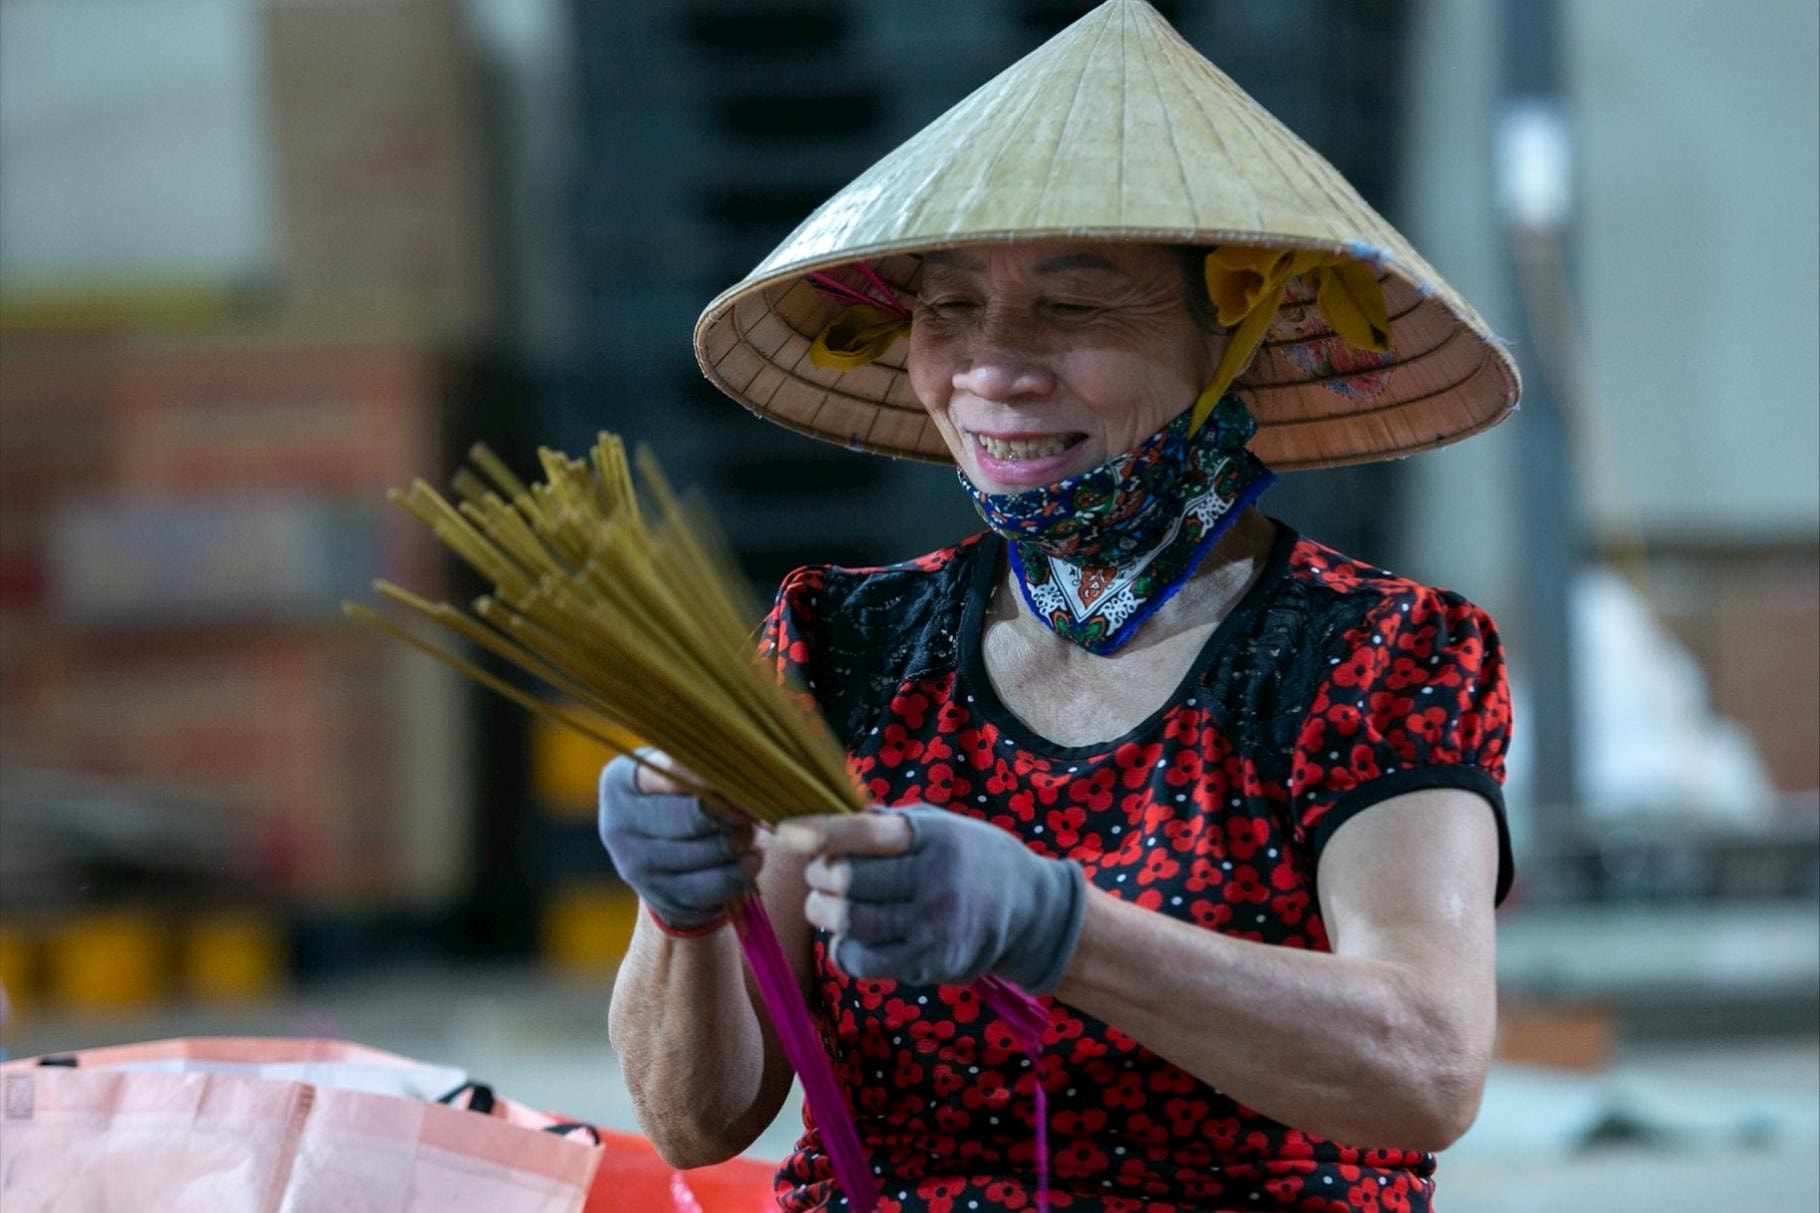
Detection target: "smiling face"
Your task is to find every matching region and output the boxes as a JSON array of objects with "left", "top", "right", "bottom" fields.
[{"left": 906, "top": 241, "right": 1225, "bottom": 493}]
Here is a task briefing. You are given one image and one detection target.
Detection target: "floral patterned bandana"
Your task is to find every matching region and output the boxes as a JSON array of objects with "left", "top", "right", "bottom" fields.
[{"left": 961, "top": 394, "right": 1274, "bottom": 655}]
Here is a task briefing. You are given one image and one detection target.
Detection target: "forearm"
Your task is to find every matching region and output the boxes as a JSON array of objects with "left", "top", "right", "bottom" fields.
[
  {"left": 606, "top": 911, "right": 791, "bottom": 1167},
  {"left": 1053, "top": 886, "right": 1492, "bottom": 1151}
]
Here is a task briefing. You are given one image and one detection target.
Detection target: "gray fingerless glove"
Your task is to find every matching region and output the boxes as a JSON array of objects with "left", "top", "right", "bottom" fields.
[
  {"left": 597, "top": 754, "right": 751, "bottom": 930},
  {"left": 833, "top": 807, "right": 1086, "bottom": 992}
]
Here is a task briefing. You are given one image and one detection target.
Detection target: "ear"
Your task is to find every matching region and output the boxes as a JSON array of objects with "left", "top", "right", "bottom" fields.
[{"left": 1199, "top": 323, "right": 1232, "bottom": 384}]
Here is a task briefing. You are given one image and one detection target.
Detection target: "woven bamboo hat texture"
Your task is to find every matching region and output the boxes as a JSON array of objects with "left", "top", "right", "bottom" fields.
[{"left": 693, "top": 0, "right": 1519, "bottom": 471}]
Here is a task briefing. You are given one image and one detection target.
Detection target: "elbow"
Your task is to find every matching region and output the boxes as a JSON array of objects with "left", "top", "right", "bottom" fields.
[
  {"left": 613, "top": 1056, "right": 752, "bottom": 1169},
  {"left": 1415, "top": 999, "right": 1495, "bottom": 1150},
  {"left": 1429, "top": 1043, "right": 1492, "bottom": 1149},
  {"left": 644, "top": 1124, "right": 744, "bottom": 1171},
  {"left": 1341, "top": 1000, "right": 1491, "bottom": 1153},
  {"left": 1336, "top": 1069, "right": 1482, "bottom": 1153},
  {"left": 1395, "top": 1070, "right": 1485, "bottom": 1153},
  {"left": 1388, "top": 1031, "right": 1492, "bottom": 1153}
]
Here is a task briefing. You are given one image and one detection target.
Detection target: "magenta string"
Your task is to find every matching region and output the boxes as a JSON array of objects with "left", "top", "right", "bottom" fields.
[
  {"left": 807, "top": 262, "right": 911, "bottom": 319},
  {"left": 805, "top": 272, "right": 872, "bottom": 309},
  {"left": 849, "top": 261, "right": 910, "bottom": 316},
  {"left": 731, "top": 897, "right": 878, "bottom": 1213},
  {"left": 974, "top": 976, "right": 1051, "bottom": 1213},
  {"left": 731, "top": 889, "right": 1045, "bottom": 1211}
]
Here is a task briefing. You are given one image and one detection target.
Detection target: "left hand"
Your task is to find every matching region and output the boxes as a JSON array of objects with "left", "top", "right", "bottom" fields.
[{"left": 779, "top": 807, "right": 1086, "bottom": 992}]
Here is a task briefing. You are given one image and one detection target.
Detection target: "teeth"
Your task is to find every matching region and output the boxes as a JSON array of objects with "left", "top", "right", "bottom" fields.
[{"left": 975, "top": 433, "right": 1077, "bottom": 461}]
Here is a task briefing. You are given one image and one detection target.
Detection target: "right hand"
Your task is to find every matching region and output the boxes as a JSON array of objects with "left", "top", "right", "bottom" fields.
[{"left": 597, "top": 750, "right": 760, "bottom": 931}]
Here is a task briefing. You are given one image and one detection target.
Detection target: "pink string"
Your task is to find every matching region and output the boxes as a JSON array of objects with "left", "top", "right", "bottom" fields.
[
  {"left": 667, "top": 1171, "right": 707, "bottom": 1213},
  {"left": 807, "top": 262, "right": 911, "bottom": 319},
  {"left": 730, "top": 897, "right": 878, "bottom": 1213},
  {"left": 974, "top": 976, "right": 1051, "bottom": 1213},
  {"left": 732, "top": 894, "right": 1049, "bottom": 1212}
]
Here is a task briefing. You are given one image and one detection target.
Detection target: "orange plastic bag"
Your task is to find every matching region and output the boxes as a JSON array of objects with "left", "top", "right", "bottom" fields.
[{"left": 0, "top": 1038, "right": 778, "bottom": 1213}]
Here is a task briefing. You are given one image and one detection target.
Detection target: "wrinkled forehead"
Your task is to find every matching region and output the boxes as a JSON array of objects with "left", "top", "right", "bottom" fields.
[{"left": 917, "top": 241, "right": 1181, "bottom": 285}]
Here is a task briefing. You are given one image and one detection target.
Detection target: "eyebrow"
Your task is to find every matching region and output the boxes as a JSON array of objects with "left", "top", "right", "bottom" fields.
[
  {"left": 920, "top": 250, "right": 1125, "bottom": 275},
  {"left": 1032, "top": 253, "right": 1123, "bottom": 275},
  {"left": 921, "top": 251, "right": 985, "bottom": 271}
]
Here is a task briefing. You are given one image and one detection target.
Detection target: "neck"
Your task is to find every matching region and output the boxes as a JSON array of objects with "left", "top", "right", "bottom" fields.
[{"left": 993, "top": 509, "right": 1276, "bottom": 659}]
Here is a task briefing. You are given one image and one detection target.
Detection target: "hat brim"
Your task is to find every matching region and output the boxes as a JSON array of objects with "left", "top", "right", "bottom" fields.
[{"left": 695, "top": 231, "right": 1519, "bottom": 471}]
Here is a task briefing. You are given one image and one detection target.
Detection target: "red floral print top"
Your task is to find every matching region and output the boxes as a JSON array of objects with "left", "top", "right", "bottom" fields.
[{"left": 760, "top": 521, "right": 1514, "bottom": 1213}]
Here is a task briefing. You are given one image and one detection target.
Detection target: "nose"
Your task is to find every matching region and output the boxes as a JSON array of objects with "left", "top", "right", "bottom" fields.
[{"left": 952, "top": 329, "right": 1057, "bottom": 402}]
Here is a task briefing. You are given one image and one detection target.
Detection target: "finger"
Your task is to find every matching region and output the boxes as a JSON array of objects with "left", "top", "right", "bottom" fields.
[
  {"left": 630, "top": 800, "right": 737, "bottom": 842},
  {"left": 641, "top": 833, "right": 736, "bottom": 876},
  {"left": 699, "top": 798, "right": 753, "bottom": 830},
  {"left": 602, "top": 757, "right": 716, "bottom": 840},
  {"left": 833, "top": 936, "right": 924, "bottom": 982},
  {"left": 804, "top": 889, "right": 847, "bottom": 935},
  {"left": 803, "top": 854, "right": 850, "bottom": 895},
  {"left": 845, "top": 899, "right": 912, "bottom": 945},
  {"left": 722, "top": 820, "right": 757, "bottom": 853},
  {"left": 661, "top": 863, "right": 751, "bottom": 914},
  {"left": 777, "top": 810, "right": 916, "bottom": 857},
  {"left": 805, "top": 888, "right": 911, "bottom": 943},
  {"left": 632, "top": 748, "right": 700, "bottom": 795},
  {"left": 842, "top": 852, "right": 921, "bottom": 904}
]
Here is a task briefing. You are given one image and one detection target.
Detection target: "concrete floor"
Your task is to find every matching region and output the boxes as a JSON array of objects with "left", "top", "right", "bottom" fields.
[{"left": 6, "top": 966, "right": 1816, "bottom": 1212}]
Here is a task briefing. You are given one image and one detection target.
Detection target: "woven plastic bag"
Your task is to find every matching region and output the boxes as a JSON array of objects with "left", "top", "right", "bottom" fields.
[{"left": 0, "top": 1038, "right": 778, "bottom": 1213}]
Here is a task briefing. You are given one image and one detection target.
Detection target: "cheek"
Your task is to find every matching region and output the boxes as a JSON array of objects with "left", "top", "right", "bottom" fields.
[
  {"left": 906, "top": 337, "right": 956, "bottom": 418},
  {"left": 1064, "top": 348, "right": 1198, "bottom": 440}
]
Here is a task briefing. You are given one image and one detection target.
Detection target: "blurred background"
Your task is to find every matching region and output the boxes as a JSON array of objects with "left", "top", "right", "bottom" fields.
[{"left": 0, "top": 1, "right": 1814, "bottom": 1208}]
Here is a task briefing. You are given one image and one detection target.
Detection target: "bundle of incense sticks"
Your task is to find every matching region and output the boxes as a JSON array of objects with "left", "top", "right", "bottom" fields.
[
  {"left": 347, "top": 434, "right": 1052, "bottom": 1213},
  {"left": 346, "top": 434, "right": 859, "bottom": 824}
]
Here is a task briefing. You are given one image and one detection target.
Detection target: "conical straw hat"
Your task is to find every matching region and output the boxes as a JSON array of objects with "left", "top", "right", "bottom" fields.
[{"left": 693, "top": 0, "right": 1518, "bottom": 471}]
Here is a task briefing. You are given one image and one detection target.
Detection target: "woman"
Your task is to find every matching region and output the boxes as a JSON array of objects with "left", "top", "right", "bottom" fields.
[{"left": 603, "top": 4, "right": 1518, "bottom": 1211}]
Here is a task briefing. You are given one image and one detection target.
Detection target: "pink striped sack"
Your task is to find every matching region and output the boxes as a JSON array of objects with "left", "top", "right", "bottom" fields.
[{"left": 0, "top": 1038, "right": 778, "bottom": 1213}]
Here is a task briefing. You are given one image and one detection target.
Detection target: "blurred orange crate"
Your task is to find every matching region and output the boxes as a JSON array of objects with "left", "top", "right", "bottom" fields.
[
  {"left": 182, "top": 910, "right": 288, "bottom": 1003},
  {"left": 46, "top": 910, "right": 173, "bottom": 1013},
  {"left": 0, "top": 922, "right": 36, "bottom": 1019},
  {"left": 531, "top": 712, "right": 640, "bottom": 822},
  {"left": 540, "top": 881, "right": 639, "bottom": 979}
]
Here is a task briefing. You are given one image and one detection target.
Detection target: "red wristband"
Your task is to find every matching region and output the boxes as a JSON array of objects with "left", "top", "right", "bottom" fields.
[{"left": 645, "top": 905, "right": 730, "bottom": 938}]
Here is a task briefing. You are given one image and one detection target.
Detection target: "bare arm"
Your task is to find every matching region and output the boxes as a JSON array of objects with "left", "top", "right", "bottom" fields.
[
  {"left": 1052, "top": 788, "right": 1500, "bottom": 1152},
  {"left": 605, "top": 768, "right": 817, "bottom": 1168}
]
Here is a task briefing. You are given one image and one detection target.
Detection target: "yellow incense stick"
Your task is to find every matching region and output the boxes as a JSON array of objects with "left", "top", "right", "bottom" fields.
[{"left": 346, "top": 432, "right": 864, "bottom": 826}]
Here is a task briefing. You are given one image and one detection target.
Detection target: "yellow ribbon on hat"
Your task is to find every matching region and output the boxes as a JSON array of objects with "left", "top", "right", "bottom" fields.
[
  {"left": 808, "top": 304, "right": 912, "bottom": 370},
  {"left": 1188, "top": 245, "right": 1392, "bottom": 432}
]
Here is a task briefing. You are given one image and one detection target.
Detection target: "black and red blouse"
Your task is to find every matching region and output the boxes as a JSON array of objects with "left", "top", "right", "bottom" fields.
[{"left": 759, "top": 520, "right": 1514, "bottom": 1213}]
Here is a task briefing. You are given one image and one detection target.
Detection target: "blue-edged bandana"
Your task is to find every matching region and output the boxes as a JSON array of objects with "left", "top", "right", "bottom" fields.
[{"left": 961, "top": 395, "right": 1273, "bottom": 655}]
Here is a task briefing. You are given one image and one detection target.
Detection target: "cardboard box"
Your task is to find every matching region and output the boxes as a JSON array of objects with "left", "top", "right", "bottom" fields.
[
  {"left": 0, "top": 333, "right": 471, "bottom": 907},
  {"left": 7, "top": 631, "right": 398, "bottom": 902},
  {"left": 1711, "top": 587, "right": 1820, "bottom": 796},
  {"left": 1656, "top": 548, "right": 1820, "bottom": 797},
  {"left": 264, "top": 0, "right": 493, "bottom": 341},
  {"left": 3, "top": 338, "right": 450, "bottom": 613},
  {"left": 48, "top": 496, "right": 379, "bottom": 627},
  {"left": 1496, "top": 998, "right": 1614, "bottom": 1072},
  {"left": 109, "top": 341, "right": 446, "bottom": 594},
  {"left": 0, "top": 337, "right": 121, "bottom": 617}
]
